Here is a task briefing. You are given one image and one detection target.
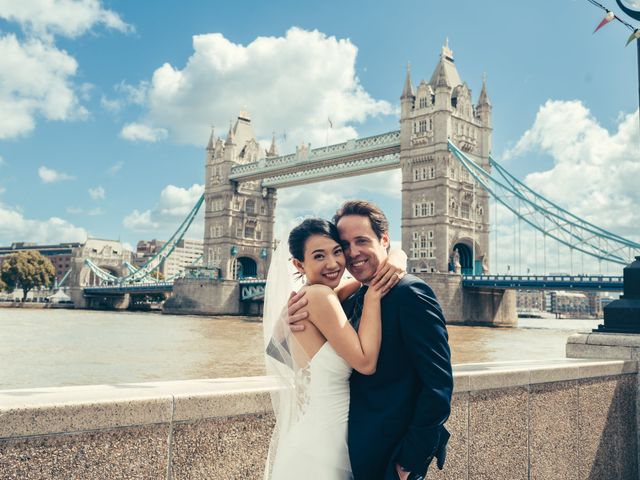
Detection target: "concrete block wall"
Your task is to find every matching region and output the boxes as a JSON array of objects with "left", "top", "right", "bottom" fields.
[{"left": 0, "top": 360, "right": 636, "bottom": 479}]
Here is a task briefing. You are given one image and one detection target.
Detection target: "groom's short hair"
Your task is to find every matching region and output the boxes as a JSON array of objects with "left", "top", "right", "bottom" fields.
[{"left": 333, "top": 200, "right": 389, "bottom": 240}]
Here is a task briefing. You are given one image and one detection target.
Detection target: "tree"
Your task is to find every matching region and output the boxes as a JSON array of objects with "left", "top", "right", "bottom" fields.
[{"left": 0, "top": 251, "right": 56, "bottom": 301}]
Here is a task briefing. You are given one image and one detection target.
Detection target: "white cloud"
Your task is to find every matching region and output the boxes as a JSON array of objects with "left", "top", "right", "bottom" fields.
[
  {"left": 123, "top": 184, "right": 204, "bottom": 235},
  {"left": 120, "top": 122, "right": 168, "bottom": 142},
  {"left": 0, "top": 203, "right": 88, "bottom": 244},
  {"left": 101, "top": 80, "right": 148, "bottom": 113},
  {"left": 0, "top": 0, "right": 131, "bottom": 40},
  {"left": 491, "top": 100, "right": 639, "bottom": 275},
  {"left": 0, "top": 155, "right": 4, "bottom": 166},
  {"left": 0, "top": 34, "right": 88, "bottom": 139},
  {"left": 0, "top": 1, "right": 130, "bottom": 139},
  {"left": 123, "top": 28, "right": 392, "bottom": 147},
  {"left": 507, "top": 100, "right": 639, "bottom": 237},
  {"left": 107, "top": 160, "right": 124, "bottom": 175},
  {"left": 88, "top": 186, "right": 105, "bottom": 200},
  {"left": 38, "top": 165, "right": 75, "bottom": 183}
]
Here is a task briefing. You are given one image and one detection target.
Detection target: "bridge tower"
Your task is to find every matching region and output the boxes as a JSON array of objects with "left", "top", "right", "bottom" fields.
[
  {"left": 400, "top": 40, "right": 492, "bottom": 275},
  {"left": 203, "top": 111, "right": 276, "bottom": 280}
]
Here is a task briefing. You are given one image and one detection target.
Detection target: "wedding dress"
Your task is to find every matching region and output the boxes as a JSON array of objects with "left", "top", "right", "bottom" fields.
[
  {"left": 269, "top": 341, "right": 353, "bottom": 480},
  {"left": 263, "top": 236, "right": 353, "bottom": 480}
]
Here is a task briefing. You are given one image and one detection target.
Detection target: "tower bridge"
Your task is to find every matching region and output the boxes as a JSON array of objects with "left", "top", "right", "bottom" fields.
[{"left": 77, "top": 40, "right": 638, "bottom": 323}]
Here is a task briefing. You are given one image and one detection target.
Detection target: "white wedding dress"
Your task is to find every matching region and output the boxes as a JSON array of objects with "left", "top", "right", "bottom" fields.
[{"left": 269, "top": 341, "right": 353, "bottom": 480}]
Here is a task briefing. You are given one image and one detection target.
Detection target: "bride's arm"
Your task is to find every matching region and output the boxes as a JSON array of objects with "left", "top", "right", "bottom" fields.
[{"left": 304, "top": 282, "right": 383, "bottom": 375}]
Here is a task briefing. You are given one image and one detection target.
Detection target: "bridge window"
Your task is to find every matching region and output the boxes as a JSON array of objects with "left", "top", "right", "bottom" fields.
[
  {"left": 419, "top": 97, "right": 427, "bottom": 109},
  {"left": 414, "top": 169, "right": 419, "bottom": 181},
  {"left": 461, "top": 203, "right": 470, "bottom": 219},
  {"left": 428, "top": 230, "right": 434, "bottom": 239},
  {"left": 246, "top": 200, "right": 256, "bottom": 215},
  {"left": 245, "top": 226, "right": 255, "bottom": 238},
  {"left": 414, "top": 202, "right": 435, "bottom": 217}
]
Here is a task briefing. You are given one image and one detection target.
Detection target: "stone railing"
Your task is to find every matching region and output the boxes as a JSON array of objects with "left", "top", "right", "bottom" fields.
[{"left": 0, "top": 359, "right": 637, "bottom": 479}]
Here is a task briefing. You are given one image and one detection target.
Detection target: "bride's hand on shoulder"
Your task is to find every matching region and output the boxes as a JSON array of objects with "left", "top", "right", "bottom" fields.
[
  {"left": 365, "top": 277, "right": 387, "bottom": 301},
  {"left": 371, "top": 249, "right": 407, "bottom": 295}
]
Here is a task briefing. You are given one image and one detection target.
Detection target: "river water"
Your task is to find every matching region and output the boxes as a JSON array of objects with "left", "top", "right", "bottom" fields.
[{"left": 0, "top": 309, "right": 601, "bottom": 391}]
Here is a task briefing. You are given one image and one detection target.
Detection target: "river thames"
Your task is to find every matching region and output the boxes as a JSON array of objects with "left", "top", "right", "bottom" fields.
[{"left": 0, "top": 308, "right": 601, "bottom": 390}]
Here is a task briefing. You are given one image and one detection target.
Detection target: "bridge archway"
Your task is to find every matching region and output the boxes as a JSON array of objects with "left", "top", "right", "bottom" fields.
[
  {"left": 233, "top": 256, "right": 258, "bottom": 279},
  {"left": 452, "top": 243, "right": 474, "bottom": 275}
]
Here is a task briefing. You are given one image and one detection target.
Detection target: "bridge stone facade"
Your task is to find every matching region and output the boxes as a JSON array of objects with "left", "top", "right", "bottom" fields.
[
  {"left": 203, "top": 113, "right": 276, "bottom": 281},
  {"left": 401, "top": 40, "right": 491, "bottom": 276}
]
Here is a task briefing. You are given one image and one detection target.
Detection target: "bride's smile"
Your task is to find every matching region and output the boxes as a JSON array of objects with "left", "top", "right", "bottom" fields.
[{"left": 292, "top": 234, "right": 346, "bottom": 289}]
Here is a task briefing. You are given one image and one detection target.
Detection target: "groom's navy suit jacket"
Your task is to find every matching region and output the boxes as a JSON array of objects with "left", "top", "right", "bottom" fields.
[{"left": 345, "top": 274, "right": 453, "bottom": 480}]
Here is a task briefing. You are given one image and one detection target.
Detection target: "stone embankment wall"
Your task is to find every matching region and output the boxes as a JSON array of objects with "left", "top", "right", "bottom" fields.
[{"left": 0, "top": 360, "right": 636, "bottom": 479}]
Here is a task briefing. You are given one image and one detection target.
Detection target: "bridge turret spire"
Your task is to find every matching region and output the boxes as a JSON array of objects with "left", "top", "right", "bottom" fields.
[
  {"left": 401, "top": 62, "right": 415, "bottom": 100},
  {"left": 477, "top": 73, "right": 491, "bottom": 107},
  {"left": 225, "top": 121, "right": 235, "bottom": 146},
  {"left": 206, "top": 126, "right": 215, "bottom": 151},
  {"left": 267, "top": 132, "right": 278, "bottom": 157}
]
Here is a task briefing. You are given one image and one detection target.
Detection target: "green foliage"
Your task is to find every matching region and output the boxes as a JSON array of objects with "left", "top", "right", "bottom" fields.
[{"left": 0, "top": 251, "right": 56, "bottom": 301}]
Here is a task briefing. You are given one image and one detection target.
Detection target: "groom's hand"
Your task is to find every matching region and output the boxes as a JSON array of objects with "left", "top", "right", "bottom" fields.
[
  {"left": 287, "top": 290, "right": 308, "bottom": 332},
  {"left": 395, "top": 464, "right": 411, "bottom": 480}
]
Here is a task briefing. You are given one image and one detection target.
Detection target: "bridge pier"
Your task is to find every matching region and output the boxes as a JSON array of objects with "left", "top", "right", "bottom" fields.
[
  {"left": 164, "top": 278, "right": 242, "bottom": 315},
  {"left": 419, "top": 273, "right": 516, "bottom": 326}
]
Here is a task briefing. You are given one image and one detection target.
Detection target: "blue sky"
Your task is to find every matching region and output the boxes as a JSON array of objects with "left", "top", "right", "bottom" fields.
[{"left": 0, "top": 0, "right": 638, "bottom": 273}]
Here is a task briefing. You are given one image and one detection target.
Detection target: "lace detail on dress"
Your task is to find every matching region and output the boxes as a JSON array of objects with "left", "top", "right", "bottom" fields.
[{"left": 294, "top": 363, "right": 311, "bottom": 421}]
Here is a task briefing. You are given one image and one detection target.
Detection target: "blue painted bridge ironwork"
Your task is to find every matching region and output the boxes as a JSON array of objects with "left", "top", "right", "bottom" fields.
[
  {"left": 239, "top": 279, "right": 266, "bottom": 300},
  {"left": 83, "top": 282, "right": 174, "bottom": 295},
  {"left": 462, "top": 275, "right": 624, "bottom": 291}
]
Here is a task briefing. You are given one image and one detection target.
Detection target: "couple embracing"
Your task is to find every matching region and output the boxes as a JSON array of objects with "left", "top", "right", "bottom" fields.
[{"left": 263, "top": 200, "right": 453, "bottom": 480}]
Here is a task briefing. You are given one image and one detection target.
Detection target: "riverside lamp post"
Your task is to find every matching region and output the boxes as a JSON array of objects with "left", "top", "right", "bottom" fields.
[{"left": 594, "top": 257, "right": 640, "bottom": 333}]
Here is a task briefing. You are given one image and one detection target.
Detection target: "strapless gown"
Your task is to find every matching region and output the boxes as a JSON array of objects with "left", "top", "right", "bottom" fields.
[{"left": 269, "top": 342, "right": 353, "bottom": 480}]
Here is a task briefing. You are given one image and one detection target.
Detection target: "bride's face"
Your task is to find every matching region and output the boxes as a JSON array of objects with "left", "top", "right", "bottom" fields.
[{"left": 293, "top": 234, "right": 345, "bottom": 288}]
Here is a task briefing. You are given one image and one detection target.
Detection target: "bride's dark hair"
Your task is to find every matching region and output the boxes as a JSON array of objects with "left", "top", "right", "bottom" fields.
[{"left": 288, "top": 218, "right": 341, "bottom": 261}]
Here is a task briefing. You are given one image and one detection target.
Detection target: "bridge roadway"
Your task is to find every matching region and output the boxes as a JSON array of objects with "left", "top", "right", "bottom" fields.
[
  {"left": 462, "top": 274, "right": 623, "bottom": 291},
  {"left": 82, "top": 274, "right": 623, "bottom": 302},
  {"left": 83, "top": 282, "right": 174, "bottom": 296}
]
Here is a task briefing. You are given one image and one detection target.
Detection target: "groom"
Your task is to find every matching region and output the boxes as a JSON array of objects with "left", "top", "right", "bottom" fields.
[{"left": 288, "top": 200, "right": 453, "bottom": 480}]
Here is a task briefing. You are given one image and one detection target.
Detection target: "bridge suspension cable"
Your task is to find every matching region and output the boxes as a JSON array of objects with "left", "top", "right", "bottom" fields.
[
  {"left": 448, "top": 141, "right": 640, "bottom": 266},
  {"left": 87, "top": 193, "right": 205, "bottom": 284}
]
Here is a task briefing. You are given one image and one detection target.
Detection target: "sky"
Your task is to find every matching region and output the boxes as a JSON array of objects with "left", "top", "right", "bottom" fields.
[{"left": 0, "top": 0, "right": 638, "bottom": 274}]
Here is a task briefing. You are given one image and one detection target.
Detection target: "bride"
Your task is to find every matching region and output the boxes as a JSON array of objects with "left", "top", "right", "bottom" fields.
[{"left": 263, "top": 218, "right": 404, "bottom": 480}]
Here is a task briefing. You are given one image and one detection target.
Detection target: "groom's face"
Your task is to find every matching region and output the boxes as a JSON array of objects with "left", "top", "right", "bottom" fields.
[{"left": 336, "top": 214, "right": 389, "bottom": 284}]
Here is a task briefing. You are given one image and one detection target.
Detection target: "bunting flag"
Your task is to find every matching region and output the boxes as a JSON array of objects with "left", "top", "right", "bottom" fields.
[
  {"left": 594, "top": 10, "right": 615, "bottom": 32},
  {"left": 625, "top": 29, "right": 640, "bottom": 46}
]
